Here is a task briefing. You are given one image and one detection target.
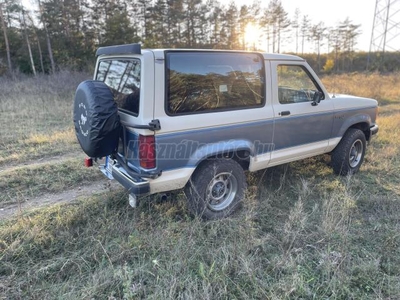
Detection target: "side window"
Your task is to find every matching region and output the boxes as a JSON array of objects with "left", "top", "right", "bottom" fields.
[
  {"left": 96, "top": 59, "right": 141, "bottom": 115},
  {"left": 277, "top": 65, "right": 323, "bottom": 105},
  {"left": 166, "top": 52, "right": 265, "bottom": 115}
]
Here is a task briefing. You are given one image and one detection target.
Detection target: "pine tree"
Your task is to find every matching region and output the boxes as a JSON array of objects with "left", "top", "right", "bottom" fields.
[
  {"left": 310, "top": 22, "right": 326, "bottom": 72},
  {"left": 37, "top": 0, "right": 55, "bottom": 73},
  {"left": 21, "top": 8, "right": 36, "bottom": 75},
  {"left": 0, "top": 2, "right": 12, "bottom": 72},
  {"left": 292, "top": 8, "right": 300, "bottom": 54},
  {"left": 300, "top": 14, "right": 310, "bottom": 54}
]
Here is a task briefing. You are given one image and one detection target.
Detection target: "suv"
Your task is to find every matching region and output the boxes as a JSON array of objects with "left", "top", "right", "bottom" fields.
[{"left": 73, "top": 44, "right": 379, "bottom": 220}]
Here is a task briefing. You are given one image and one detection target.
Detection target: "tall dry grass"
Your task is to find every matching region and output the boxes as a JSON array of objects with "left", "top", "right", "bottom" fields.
[
  {"left": 0, "top": 71, "right": 91, "bottom": 166},
  {"left": 321, "top": 72, "right": 400, "bottom": 103},
  {"left": 0, "top": 72, "right": 400, "bottom": 299}
]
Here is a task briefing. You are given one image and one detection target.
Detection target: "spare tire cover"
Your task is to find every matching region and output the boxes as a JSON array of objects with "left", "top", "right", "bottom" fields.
[{"left": 73, "top": 80, "right": 121, "bottom": 157}]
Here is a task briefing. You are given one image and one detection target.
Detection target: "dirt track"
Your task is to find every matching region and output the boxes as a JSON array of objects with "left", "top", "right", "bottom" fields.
[
  {"left": 0, "top": 179, "right": 122, "bottom": 220},
  {"left": 0, "top": 151, "right": 123, "bottom": 221}
]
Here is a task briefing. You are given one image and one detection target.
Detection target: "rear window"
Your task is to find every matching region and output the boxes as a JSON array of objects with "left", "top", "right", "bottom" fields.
[
  {"left": 96, "top": 59, "right": 141, "bottom": 115},
  {"left": 166, "top": 52, "right": 265, "bottom": 115}
]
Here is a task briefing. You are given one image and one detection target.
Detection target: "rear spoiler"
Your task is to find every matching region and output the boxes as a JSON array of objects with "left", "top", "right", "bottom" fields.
[{"left": 96, "top": 43, "right": 141, "bottom": 56}]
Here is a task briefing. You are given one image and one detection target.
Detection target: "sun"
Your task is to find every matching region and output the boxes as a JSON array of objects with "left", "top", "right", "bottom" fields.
[{"left": 244, "top": 23, "right": 262, "bottom": 51}]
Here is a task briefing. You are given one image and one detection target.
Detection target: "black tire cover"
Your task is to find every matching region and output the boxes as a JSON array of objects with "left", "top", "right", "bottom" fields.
[{"left": 73, "top": 80, "right": 121, "bottom": 157}]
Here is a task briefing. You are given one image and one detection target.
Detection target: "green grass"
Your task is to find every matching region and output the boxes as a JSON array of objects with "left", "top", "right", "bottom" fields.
[{"left": 0, "top": 73, "right": 400, "bottom": 299}]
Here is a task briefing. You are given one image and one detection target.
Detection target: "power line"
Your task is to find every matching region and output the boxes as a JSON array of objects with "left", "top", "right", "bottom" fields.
[{"left": 368, "top": 0, "right": 400, "bottom": 70}]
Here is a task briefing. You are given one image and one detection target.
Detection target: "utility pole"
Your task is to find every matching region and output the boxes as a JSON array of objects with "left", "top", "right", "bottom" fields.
[{"left": 368, "top": 0, "right": 400, "bottom": 71}]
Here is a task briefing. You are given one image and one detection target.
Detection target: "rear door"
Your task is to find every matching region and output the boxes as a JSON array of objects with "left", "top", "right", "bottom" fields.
[
  {"left": 269, "top": 62, "right": 334, "bottom": 166},
  {"left": 95, "top": 52, "right": 155, "bottom": 173}
]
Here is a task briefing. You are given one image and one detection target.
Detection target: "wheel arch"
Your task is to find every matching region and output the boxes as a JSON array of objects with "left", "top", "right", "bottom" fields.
[
  {"left": 348, "top": 122, "right": 371, "bottom": 141},
  {"left": 336, "top": 112, "right": 371, "bottom": 143},
  {"left": 185, "top": 140, "right": 253, "bottom": 172},
  {"left": 195, "top": 149, "right": 251, "bottom": 171}
]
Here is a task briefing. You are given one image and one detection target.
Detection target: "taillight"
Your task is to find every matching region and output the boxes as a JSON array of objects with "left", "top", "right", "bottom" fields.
[
  {"left": 139, "top": 134, "right": 156, "bottom": 169},
  {"left": 84, "top": 157, "right": 93, "bottom": 167}
]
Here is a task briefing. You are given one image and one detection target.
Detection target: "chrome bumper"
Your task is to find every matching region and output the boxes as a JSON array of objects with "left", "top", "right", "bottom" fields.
[{"left": 112, "top": 164, "right": 150, "bottom": 195}]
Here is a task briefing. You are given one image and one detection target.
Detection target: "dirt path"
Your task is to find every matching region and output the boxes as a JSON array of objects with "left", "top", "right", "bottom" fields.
[
  {"left": 0, "top": 150, "right": 84, "bottom": 174},
  {"left": 0, "top": 179, "right": 122, "bottom": 221}
]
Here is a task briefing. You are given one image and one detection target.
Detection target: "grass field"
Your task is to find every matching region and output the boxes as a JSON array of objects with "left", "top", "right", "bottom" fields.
[{"left": 0, "top": 72, "right": 399, "bottom": 299}]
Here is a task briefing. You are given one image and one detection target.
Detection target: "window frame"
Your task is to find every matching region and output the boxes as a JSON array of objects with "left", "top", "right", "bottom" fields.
[
  {"left": 96, "top": 57, "right": 142, "bottom": 117},
  {"left": 276, "top": 64, "right": 325, "bottom": 105},
  {"left": 164, "top": 50, "right": 266, "bottom": 116}
]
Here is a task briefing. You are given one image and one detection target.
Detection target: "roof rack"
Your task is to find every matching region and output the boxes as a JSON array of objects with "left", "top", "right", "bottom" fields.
[{"left": 96, "top": 43, "right": 141, "bottom": 56}]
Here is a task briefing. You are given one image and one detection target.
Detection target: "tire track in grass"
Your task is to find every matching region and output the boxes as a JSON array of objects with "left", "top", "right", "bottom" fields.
[
  {"left": 0, "top": 155, "right": 111, "bottom": 208},
  {"left": 0, "top": 179, "right": 122, "bottom": 220},
  {"left": 0, "top": 150, "right": 84, "bottom": 173}
]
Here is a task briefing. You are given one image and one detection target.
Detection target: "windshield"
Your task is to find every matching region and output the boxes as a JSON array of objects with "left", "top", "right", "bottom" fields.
[{"left": 96, "top": 59, "right": 141, "bottom": 115}]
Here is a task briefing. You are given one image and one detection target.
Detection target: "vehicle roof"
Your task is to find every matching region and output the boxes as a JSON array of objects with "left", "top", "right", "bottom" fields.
[
  {"left": 148, "top": 49, "right": 304, "bottom": 61},
  {"left": 95, "top": 44, "right": 305, "bottom": 61}
]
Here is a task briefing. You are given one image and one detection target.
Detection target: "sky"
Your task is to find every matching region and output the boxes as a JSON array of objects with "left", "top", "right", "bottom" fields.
[{"left": 220, "top": 0, "right": 376, "bottom": 52}]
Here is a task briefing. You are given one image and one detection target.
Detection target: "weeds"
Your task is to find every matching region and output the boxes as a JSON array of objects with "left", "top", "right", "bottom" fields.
[
  {"left": 0, "top": 71, "right": 90, "bottom": 166},
  {"left": 0, "top": 73, "right": 399, "bottom": 298}
]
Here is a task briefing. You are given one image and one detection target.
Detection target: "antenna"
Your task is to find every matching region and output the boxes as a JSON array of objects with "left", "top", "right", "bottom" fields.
[{"left": 367, "top": 0, "right": 400, "bottom": 71}]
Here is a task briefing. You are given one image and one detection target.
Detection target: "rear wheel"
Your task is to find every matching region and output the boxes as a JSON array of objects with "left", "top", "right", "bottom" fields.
[
  {"left": 331, "top": 128, "right": 366, "bottom": 175},
  {"left": 184, "top": 158, "right": 247, "bottom": 220}
]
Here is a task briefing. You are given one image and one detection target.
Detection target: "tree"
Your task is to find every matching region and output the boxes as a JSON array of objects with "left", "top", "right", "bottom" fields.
[
  {"left": 223, "top": 2, "right": 239, "bottom": 49},
  {"left": 37, "top": 0, "right": 55, "bottom": 73},
  {"left": 300, "top": 15, "right": 310, "bottom": 54},
  {"left": 138, "top": 0, "right": 153, "bottom": 44},
  {"left": 310, "top": 22, "right": 326, "bottom": 72},
  {"left": 0, "top": 2, "right": 12, "bottom": 72},
  {"left": 0, "top": 0, "right": 367, "bottom": 75},
  {"left": 263, "top": 0, "right": 290, "bottom": 53},
  {"left": 26, "top": 12, "right": 44, "bottom": 73},
  {"left": 165, "top": 0, "right": 184, "bottom": 47},
  {"left": 103, "top": 9, "right": 135, "bottom": 46},
  {"left": 152, "top": 0, "right": 167, "bottom": 47},
  {"left": 239, "top": 5, "right": 251, "bottom": 49},
  {"left": 183, "top": 0, "right": 203, "bottom": 47},
  {"left": 208, "top": 1, "right": 223, "bottom": 47},
  {"left": 21, "top": 8, "right": 36, "bottom": 75},
  {"left": 292, "top": 8, "right": 300, "bottom": 54}
]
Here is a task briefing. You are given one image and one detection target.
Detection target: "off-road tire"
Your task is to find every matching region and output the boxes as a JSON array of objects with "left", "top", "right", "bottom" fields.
[
  {"left": 184, "top": 158, "right": 247, "bottom": 220},
  {"left": 331, "top": 128, "right": 366, "bottom": 175}
]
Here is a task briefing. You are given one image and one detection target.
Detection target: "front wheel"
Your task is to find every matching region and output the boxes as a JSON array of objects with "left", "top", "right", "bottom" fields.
[
  {"left": 184, "top": 158, "right": 247, "bottom": 220},
  {"left": 331, "top": 128, "right": 367, "bottom": 175}
]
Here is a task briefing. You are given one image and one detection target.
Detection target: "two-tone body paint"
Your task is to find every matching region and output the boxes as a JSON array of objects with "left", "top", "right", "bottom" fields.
[{"left": 95, "top": 50, "right": 378, "bottom": 195}]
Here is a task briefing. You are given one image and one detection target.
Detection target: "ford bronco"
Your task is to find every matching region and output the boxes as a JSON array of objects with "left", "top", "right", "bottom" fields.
[{"left": 73, "top": 44, "right": 379, "bottom": 220}]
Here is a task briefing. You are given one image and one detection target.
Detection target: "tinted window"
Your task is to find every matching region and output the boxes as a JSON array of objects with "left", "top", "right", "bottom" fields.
[
  {"left": 277, "top": 65, "right": 323, "bottom": 104},
  {"left": 166, "top": 52, "right": 264, "bottom": 115},
  {"left": 96, "top": 59, "right": 141, "bottom": 115}
]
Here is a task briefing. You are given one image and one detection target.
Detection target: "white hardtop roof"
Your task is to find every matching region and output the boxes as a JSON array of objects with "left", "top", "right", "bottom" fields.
[{"left": 148, "top": 49, "right": 304, "bottom": 61}]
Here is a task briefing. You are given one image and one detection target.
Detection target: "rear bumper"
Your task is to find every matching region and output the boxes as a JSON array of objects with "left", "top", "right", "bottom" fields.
[{"left": 111, "top": 164, "right": 150, "bottom": 195}]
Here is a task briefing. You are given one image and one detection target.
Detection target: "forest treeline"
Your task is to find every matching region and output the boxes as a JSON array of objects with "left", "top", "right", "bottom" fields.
[{"left": 0, "top": 0, "right": 398, "bottom": 75}]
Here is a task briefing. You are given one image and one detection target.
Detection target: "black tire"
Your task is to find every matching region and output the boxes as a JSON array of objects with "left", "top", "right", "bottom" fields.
[
  {"left": 184, "top": 158, "right": 247, "bottom": 220},
  {"left": 73, "top": 80, "right": 121, "bottom": 157},
  {"left": 331, "top": 128, "right": 366, "bottom": 175}
]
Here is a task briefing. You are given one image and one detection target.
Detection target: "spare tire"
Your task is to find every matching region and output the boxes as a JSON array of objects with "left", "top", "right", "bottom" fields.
[{"left": 73, "top": 80, "right": 121, "bottom": 157}]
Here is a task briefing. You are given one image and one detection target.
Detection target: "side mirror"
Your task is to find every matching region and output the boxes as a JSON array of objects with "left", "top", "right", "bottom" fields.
[{"left": 311, "top": 91, "right": 323, "bottom": 106}]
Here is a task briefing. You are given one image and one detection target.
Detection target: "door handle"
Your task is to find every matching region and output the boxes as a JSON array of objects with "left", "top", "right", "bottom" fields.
[{"left": 279, "top": 111, "right": 291, "bottom": 116}]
